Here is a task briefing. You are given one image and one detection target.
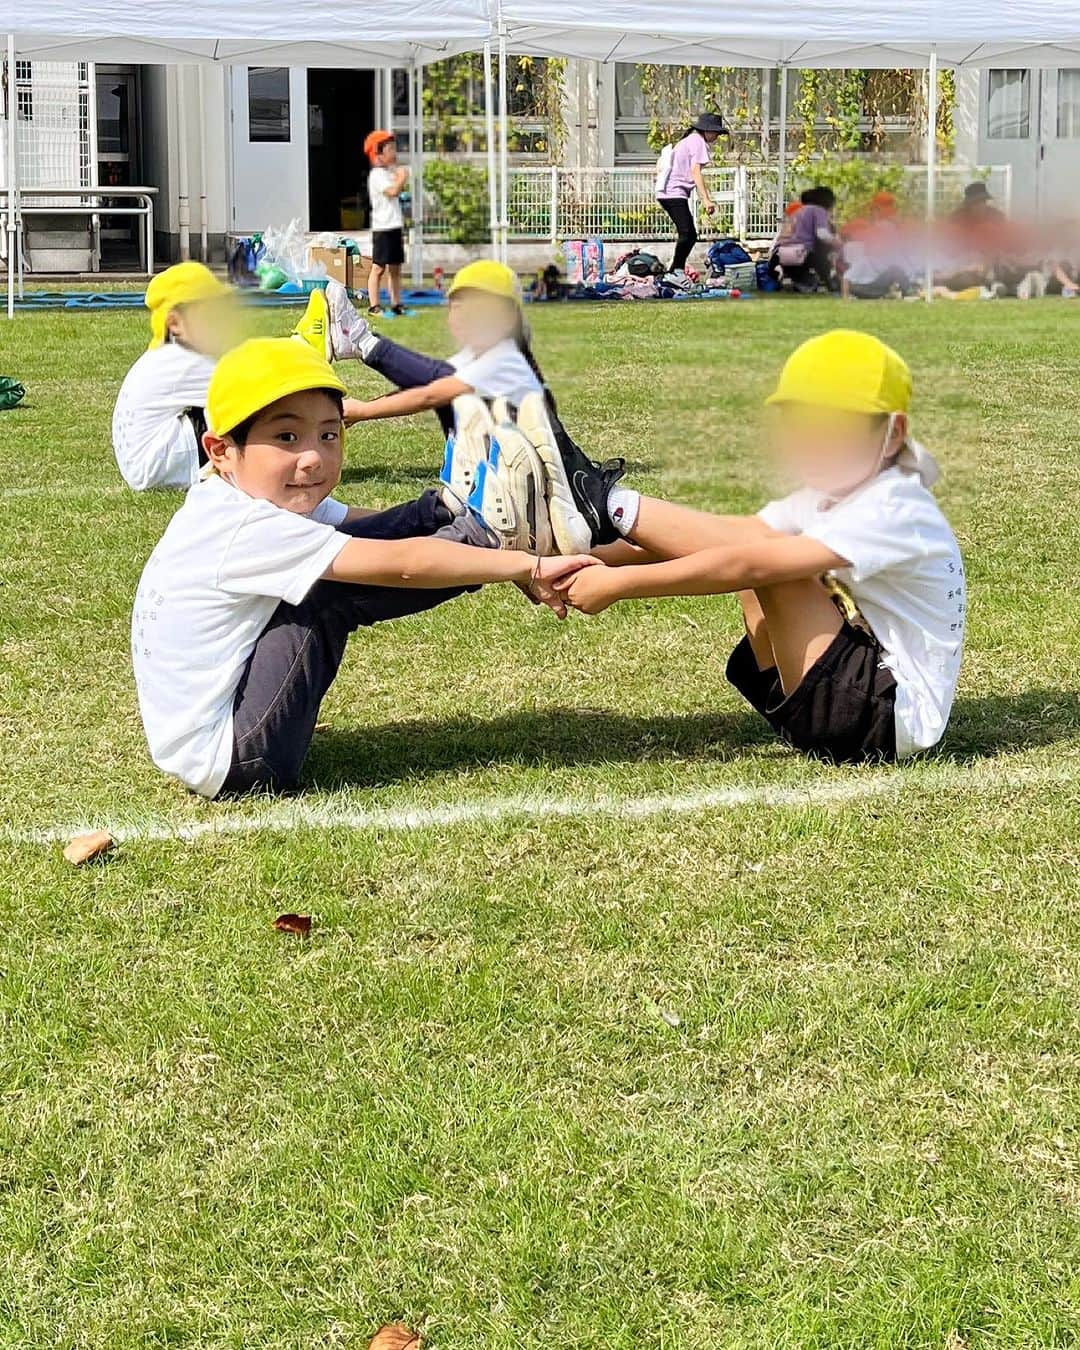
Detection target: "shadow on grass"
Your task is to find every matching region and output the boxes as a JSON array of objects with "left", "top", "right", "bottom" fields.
[
  {"left": 306, "top": 706, "right": 773, "bottom": 789},
  {"left": 304, "top": 690, "right": 1080, "bottom": 788},
  {"left": 939, "top": 689, "right": 1080, "bottom": 760}
]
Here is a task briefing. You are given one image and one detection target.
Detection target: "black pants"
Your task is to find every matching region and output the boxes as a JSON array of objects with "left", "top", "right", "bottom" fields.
[
  {"left": 785, "top": 241, "right": 837, "bottom": 292},
  {"left": 219, "top": 491, "right": 486, "bottom": 796},
  {"left": 365, "top": 335, "right": 456, "bottom": 435},
  {"left": 658, "top": 197, "right": 697, "bottom": 271},
  {"left": 847, "top": 267, "right": 911, "bottom": 299}
]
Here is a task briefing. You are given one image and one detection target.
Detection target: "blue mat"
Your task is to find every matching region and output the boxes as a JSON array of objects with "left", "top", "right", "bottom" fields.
[{"left": 13, "top": 287, "right": 448, "bottom": 312}]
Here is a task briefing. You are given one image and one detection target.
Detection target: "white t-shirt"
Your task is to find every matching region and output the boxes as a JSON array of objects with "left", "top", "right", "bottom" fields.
[
  {"left": 132, "top": 474, "right": 351, "bottom": 798},
  {"left": 112, "top": 343, "right": 217, "bottom": 490},
  {"left": 449, "top": 339, "right": 543, "bottom": 408},
  {"left": 758, "top": 466, "right": 965, "bottom": 758},
  {"left": 368, "top": 167, "right": 404, "bottom": 233}
]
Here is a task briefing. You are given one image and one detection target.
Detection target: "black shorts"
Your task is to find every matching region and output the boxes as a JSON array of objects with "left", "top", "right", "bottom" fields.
[
  {"left": 371, "top": 228, "right": 405, "bottom": 267},
  {"left": 726, "top": 622, "right": 898, "bottom": 764}
]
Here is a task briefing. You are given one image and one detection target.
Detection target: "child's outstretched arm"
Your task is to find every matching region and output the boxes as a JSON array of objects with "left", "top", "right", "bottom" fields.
[
  {"left": 558, "top": 535, "right": 848, "bottom": 615},
  {"left": 344, "top": 374, "right": 473, "bottom": 424},
  {"left": 325, "top": 536, "right": 598, "bottom": 617}
]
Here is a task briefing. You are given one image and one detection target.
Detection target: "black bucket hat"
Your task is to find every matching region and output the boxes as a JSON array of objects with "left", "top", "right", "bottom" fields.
[
  {"left": 964, "top": 180, "right": 992, "bottom": 201},
  {"left": 692, "top": 112, "right": 729, "bottom": 136}
]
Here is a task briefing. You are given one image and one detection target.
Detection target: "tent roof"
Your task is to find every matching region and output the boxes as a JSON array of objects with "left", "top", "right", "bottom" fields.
[
  {"left": 10, "top": 0, "right": 491, "bottom": 65},
  {"left": 499, "top": 0, "right": 1080, "bottom": 66}
]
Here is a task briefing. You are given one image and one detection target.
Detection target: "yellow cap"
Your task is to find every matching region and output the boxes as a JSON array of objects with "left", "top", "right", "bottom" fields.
[
  {"left": 766, "top": 329, "right": 912, "bottom": 416},
  {"left": 447, "top": 259, "right": 521, "bottom": 304},
  {"left": 207, "top": 337, "right": 347, "bottom": 437},
  {"left": 145, "top": 262, "right": 233, "bottom": 349}
]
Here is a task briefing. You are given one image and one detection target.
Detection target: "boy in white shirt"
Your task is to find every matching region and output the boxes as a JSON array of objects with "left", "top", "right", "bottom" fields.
[
  {"left": 552, "top": 331, "right": 965, "bottom": 763},
  {"left": 364, "top": 130, "right": 408, "bottom": 316},
  {"left": 132, "top": 338, "right": 594, "bottom": 797}
]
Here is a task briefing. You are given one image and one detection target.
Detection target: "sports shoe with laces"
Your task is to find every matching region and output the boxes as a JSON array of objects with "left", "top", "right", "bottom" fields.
[
  {"left": 520, "top": 397, "right": 626, "bottom": 549},
  {"left": 515, "top": 393, "right": 594, "bottom": 554},
  {"left": 290, "top": 288, "right": 332, "bottom": 362},
  {"left": 324, "top": 279, "right": 371, "bottom": 361},
  {"left": 439, "top": 395, "right": 495, "bottom": 516},
  {"left": 487, "top": 417, "right": 554, "bottom": 556}
]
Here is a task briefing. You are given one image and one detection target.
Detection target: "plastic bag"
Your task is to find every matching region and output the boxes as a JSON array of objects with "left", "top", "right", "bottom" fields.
[{"left": 260, "top": 218, "right": 311, "bottom": 286}]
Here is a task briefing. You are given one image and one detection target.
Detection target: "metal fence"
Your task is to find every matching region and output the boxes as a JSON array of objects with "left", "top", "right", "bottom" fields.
[
  {"left": 422, "top": 162, "right": 1013, "bottom": 245},
  {"left": 0, "top": 60, "right": 93, "bottom": 201}
]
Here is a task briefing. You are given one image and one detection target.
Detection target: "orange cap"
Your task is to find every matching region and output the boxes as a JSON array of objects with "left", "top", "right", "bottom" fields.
[
  {"left": 363, "top": 129, "right": 394, "bottom": 163},
  {"left": 842, "top": 216, "right": 870, "bottom": 241},
  {"left": 785, "top": 200, "right": 802, "bottom": 216},
  {"left": 871, "top": 190, "right": 898, "bottom": 214}
]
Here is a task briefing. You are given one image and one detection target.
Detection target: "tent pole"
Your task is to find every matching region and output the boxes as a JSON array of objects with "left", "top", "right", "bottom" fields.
[
  {"left": 175, "top": 67, "right": 191, "bottom": 261},
  {"left": 407, "top": 60, "right": 416, "bottom": 290},
  {"left": 483, "top": 41, "right": 498, "bottom": 259},
  {"left": 776, "top": 64, "right": 788, "bottom": 225},
  {"left": 413, "top": 62, "right": 425, "bottom": 290},
  {"left": 925, "top": 45, "right": 938, "bottom": 303},
  {"left": 5, "top": 34, "right": 15, "bottom": 320},
  {"left": 497, "top": 17, "right": 509, "bottom": 263},
  {"left": 197, "top": 64, "right": 209, "bottom": 263}
]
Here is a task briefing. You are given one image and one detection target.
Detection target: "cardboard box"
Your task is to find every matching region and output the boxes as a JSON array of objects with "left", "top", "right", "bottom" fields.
[{"left": 307, "top": 245, "right": 353, "bottom": 291}]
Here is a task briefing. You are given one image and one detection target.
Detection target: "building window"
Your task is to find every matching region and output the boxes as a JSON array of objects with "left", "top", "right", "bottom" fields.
[
  {"left": 248, "top": 67, "right": 290, "bottom": 143},
  {"left": 986, "top": 70, "right": 1029, "bottom": 139},
  {"left": 1058, "top": 69, "right": 1080, "bottom": 139}
]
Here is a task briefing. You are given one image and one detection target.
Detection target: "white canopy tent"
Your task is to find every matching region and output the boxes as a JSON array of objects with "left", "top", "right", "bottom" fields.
[
  {"left": 492, "top": 0, "right": 1080, "bottom": 288},
  {"left": 3, "top": 0, "right": 495, "bottom": 314}
]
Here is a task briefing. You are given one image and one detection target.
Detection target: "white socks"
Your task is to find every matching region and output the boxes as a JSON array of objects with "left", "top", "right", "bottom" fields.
[
  {"left": 357, "top": 328, "right": 380, "bottom": 361},
  {"left": 607, "top": 486, "right": 640, "bottom": 537}
]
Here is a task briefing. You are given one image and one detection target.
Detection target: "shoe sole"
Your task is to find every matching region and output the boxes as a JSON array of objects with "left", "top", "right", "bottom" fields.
[
  {"left": 442, "top": 395, "right": 495, "bottom": 508},
  {"left": 293, "top": 289, "right": 332, "bottom": 363},
  {"left": 515, "top": 393, "right": 593, "bottom": 554},
  {"left": 489, "top": 421, "right": 554, "bottom": 555}
]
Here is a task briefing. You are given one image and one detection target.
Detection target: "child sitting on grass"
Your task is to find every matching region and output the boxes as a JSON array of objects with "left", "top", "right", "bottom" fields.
[
  {"left": 551, "top": 330, "right": 965, "bottom": 763},
  {"left": 132, "top": 337, "right": 594, "bottom": 798},
  {"left": 112, "top": 261, "right": 334, "bottom": 491}
]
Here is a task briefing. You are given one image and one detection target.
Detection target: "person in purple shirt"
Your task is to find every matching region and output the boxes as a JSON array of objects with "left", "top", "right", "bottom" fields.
[
  {"left": 777, "top": 186, "right": 842, "bottom": 292},
  {"left": 655, "top": 112, "right": 728, "bottom": 276}
]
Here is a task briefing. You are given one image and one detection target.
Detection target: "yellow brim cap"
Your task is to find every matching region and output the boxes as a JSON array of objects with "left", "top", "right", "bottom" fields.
[{"left": 207, "top": 337, "right": 347, "bottom": 437}]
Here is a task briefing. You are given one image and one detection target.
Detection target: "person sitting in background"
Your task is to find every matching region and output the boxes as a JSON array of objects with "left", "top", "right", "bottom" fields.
[
  {"left": 780, "top": 188, "right": 841, "bottom": 293},
  {"left": 840, "top": 210, "right": 912, "bottom": 300},
  {"left": 655, "top": 113, "right": 728, "bottom": 282}
]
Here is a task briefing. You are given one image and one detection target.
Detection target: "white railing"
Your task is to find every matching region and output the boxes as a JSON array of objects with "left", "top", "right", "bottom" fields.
[{"left": 422, "top": 163, "right": 1013, "bottom": 245}]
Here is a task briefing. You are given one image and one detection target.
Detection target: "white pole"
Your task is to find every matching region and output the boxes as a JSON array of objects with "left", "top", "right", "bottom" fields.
[
  {"left": 412, "top": 62, "right": 425, "bottom": 289},
  {"left": 407, "top": 59, "right": 417, "bottom": 290},
  {"left": 6, "top": 34, "right": 15, "bottom": 319},
  {"left": 775, "top": 64, "right": 788, "bottom": 225},
  {"left": 497, "top": 19, "right": 509, "bottom": 263},
  {"left": 197, "top": 64, "right": 209, "bottom": 263},
  {"left": 87, "top": 62, "right": 100, "bottom": 273},
  {"left": 483, "top": 41, "right": 498, "bottom": 260},
  {"left": 925, "top": 45, "right": 938, "bottom": 302},
  {"left": 175, "top": 66, "right": 191, "bottom": 261}
]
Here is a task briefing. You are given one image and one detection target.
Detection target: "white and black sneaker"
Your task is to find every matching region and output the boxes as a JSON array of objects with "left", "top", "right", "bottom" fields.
[
  {"left": 519, "top": 398, "right": 626, "bottom": 549},
  {"left": 488, "top": 417, "right": 554, "bottom": 556},
  {"left": 325, "top": 279, "right": 373, "bottom": 362}
]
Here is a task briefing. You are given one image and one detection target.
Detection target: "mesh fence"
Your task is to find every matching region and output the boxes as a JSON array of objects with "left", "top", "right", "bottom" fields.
[{"left": 1, "top": 60, "right": 92, "bottom": 203}]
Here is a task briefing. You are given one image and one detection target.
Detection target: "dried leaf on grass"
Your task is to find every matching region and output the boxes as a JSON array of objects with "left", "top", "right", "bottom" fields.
[
  {"left": 368, "top": 1325, "right": 421, "bottom": 1350},
  {"left": 944, "top": 1333, "right": 970, "bottom": 1350},
  {"left": 272, "top": 913, "right": 312, "bottom": 936},
  {"left": 62, "top": 830, "right": 115, "bottom": 866}
]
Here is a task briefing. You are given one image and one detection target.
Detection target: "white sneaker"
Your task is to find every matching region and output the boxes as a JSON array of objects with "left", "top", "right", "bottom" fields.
[
  {"left": 515, "top": 392, "right": 594, "bottom": 554},
  {"left": 325, "top": 279, "right": 371, "bottom": 361},
  {"left": 490, "top": 396, "right": 511, "bottom": 425},
  {"left": 440, "top": 395, "right": 494, "bottom": 515},
  {"left": 487, "top": 418, "right": 554, "bottom": 555}
]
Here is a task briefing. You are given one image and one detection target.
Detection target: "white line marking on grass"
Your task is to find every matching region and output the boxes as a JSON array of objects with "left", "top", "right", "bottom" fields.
[{"left": 10, "top": 761, "right": 1076, "bottom": 849}]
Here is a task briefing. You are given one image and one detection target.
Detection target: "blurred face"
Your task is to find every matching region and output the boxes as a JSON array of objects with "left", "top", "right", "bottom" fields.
[
  {"left": 204, "top": 389, "right": 344, "bottom": 514},
  {"left": 767, "top": 404, "right": 907, "bottom": 497},
  {"left": 376, "top": 138, "right": 398, "bottom": 166},
  {"left": 166, "top": 295, "right": 244, "bottom": 358},
  {"left": 447, "top": 289, "right": 519, "bottom": 351}
]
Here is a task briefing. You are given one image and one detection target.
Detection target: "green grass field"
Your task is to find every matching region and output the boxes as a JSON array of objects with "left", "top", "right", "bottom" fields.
[{"left": 0, "top": 296, "right": 1078, "bottom": 1348}]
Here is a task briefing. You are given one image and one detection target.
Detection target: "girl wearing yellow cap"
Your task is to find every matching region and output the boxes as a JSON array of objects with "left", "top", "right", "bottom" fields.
[
  {"left": 132, "top": 336, "right": 596, "bottom": 798},
  {"left": 554, "top": 331, "right": 965, "bottom": 764}
]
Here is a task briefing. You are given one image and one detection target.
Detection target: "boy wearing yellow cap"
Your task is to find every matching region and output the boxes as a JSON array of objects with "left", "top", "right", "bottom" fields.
[
  {"left": 132, "top": 337, "right": 595, "bottom": 797},
  {"left": 112, "top": 261, "right": 332, "bottom": 492},
  {"left": 555, "top": 331, "right": 965, "bottom": 763}
]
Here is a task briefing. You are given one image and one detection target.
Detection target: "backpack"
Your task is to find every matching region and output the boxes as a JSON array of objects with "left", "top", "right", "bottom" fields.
[
  {"left": 654, "top": 144, "right": 675, "bottom": 196},
  {"left": 0, "top": 377, "right": 25, "bottom": 411},
  {"left": 626, "top": 251, "right": 665, "bottom": 278},
  {"left": 706, "top": 238, "right": 752, "bottom": 273}
]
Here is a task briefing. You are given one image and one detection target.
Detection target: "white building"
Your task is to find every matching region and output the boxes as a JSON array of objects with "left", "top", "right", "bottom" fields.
[{"left": 2, "top": 57, "right": 1077, "bottom": 269}]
